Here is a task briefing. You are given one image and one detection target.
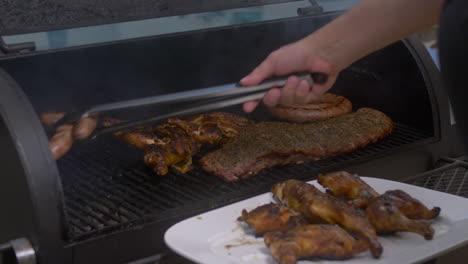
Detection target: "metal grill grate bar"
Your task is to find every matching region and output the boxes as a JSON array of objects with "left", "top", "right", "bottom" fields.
[
  {"left": 68, "top": 166, "right": 150, "bottom": 213},
  {"left": 404, "top": 158, "right": 468, "bottom": 198}
]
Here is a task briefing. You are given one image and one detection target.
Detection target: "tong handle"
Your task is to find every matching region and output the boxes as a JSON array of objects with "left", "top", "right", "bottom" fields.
[
  {"left": 237, "top": 72, "right": 328, "bottom": 90},
  {"left": 90, "top": 72, "right": 329, "bottom": 138},
  {"left": 46, "top": 72, "right": 328, "bottom": 137},
  {"left": 310, "top": 72, "right": 328, "bottom": 84}
]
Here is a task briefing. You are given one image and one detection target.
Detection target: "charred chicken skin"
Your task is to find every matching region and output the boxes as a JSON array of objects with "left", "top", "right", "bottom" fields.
[
  {"left": 104, "top": 118, "right": 200, "bottom": 174},
  {"left": 318, "top": 171, "right": 380, "bottom": 209},
  {"left": 168, "top": 112, "right": 253, "bottom": 145},
  {"left": 381, "top": 190, "right": 441, "bottom": 220},
  {"left": 365, "top": 191, "right": 436, "bottom": 240},
  {"left": 264, "top": 225, "right": 369, "bottom": 264},
  {"left": 272, "top": 180, "right": 382, "bottom": 258},
  {"left": 104, "top": 113, "right": 251, "bottom": 175},
  {"left": 143, "top": 124, "right": 201, "bottom": 175},
  {"left": 103, "top": 118, "right": 168, "bottom": 150},
  {"left": 115, "top": 127, "right": 167, "bottom": 150},
  {"left": 237, "top": 203, "right": 307, "bottom": 235},
  {"left": 104, "top": 119, "right": 200, "bottom": 175}
]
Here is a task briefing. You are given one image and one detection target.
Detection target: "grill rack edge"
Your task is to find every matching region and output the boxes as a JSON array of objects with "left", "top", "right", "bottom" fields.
[{"left": 403, "top": 157, "right": 468, "bottom": 198}]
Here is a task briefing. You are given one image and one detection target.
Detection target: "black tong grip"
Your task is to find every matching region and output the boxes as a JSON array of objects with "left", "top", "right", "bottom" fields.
[{"left": 311, "top": 72, "right": 328, "bottom": 84}]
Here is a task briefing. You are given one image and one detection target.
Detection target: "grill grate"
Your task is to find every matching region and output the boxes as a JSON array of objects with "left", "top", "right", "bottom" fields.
[
  {"left": 404, "top": 158, "right": 468, "bottom": 198},
  {"left": 57, "top": 122, "right": 433, "bottom": 242}
]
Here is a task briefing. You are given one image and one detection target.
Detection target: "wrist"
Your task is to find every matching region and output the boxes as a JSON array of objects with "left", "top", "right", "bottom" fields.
[{"left": 300, "top": 33, "right": 350, "bottom": 74}]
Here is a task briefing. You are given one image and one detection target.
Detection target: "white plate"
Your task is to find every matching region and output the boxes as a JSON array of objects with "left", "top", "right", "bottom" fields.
[{"left": 164, "top": 177, "right": 468, "bottom": 264}]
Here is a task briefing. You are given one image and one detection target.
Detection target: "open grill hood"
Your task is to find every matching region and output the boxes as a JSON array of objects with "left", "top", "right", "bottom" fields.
[
  {"left": 0, "top": 0, "right": 301, "bottom": 35},
  {"left": 0, "top": 6, "right": 462, "bottom": 264}
]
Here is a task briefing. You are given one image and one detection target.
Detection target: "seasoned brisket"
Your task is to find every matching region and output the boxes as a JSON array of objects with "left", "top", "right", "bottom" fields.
[{"left": 199, "top": 108, "right": 393, "bottom": 182}]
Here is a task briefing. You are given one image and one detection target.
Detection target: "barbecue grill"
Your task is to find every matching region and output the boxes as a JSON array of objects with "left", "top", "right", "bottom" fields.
[{"left": 0, "top": 1, "right": 465, "bottom": 263}]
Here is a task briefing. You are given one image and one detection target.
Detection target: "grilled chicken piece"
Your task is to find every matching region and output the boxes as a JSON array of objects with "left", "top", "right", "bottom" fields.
[
  {"left": 104, "top": 113, "right": 251, "bottom": 175},
  {"left": 272, "top": 180, "right": 382, "bottom": 258},
  {"left": 143, "top": 124, "right": 201, "bottom": 175},
  {"left": 365, "top": 191, "right": 435, "bottom": 240},
  {"left": 169, "top": 118, "right": 223, "bottom": 145},
  {"left": 264, "top": 225, "right": 369, "bottom": 264},
  {"left": 168, "top": 112, "right": 253, "bottom": 145},
  {"left": 318, "top": 171, "right": 379, "bottom": 209},
  {"left": 207, "top": 112, "right": 254, "bottom": 137},
  {"left": 116, "top": 127, "right": 166, "bottom": 150},
  {"left": 105, "top": 118, "right": 201, "bottom": 175},
  {"left": 237, "top": 203, "right": 307, "bottom": 235},
  {"left": 102, "top": 118, "right": 166, "bottom": 150},
  {"left": 382, "top": 190, "right": 441, "bottom": 220}
]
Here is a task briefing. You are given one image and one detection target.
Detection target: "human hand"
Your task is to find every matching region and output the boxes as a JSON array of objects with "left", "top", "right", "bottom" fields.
[{"left": 241, "top": 38, "right": 340, "bottom": 113}]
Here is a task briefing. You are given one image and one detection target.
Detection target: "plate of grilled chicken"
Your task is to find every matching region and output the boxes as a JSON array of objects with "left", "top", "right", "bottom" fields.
[{"left": 165, "top": 171, "right": 468, "bottom": 264}]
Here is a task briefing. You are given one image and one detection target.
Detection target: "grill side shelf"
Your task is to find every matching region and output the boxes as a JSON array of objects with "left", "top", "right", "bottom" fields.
[{"left": 403, "top": 157, "right": 468, "bottom": 198}]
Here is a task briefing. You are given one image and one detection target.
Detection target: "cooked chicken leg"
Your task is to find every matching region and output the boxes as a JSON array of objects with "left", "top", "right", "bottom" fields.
[
  {"left": 383, "top": 190, "right": 441, "bottom": 220},
  {"left": 272, "top": 180, "right": 382, "bottom": 258},
  {"left": 237, "top": 203, "right": 306, "bottom": 235},
  {"left": 264, "top": 225, "right": 369, "bottom": 264},
  {"left": 102, "top": 118, "right": 165, "bottom": 150},
  {"left": 318, "top": 171, "right": 379, "bottom": 209},
  {"left": 365, "top": 191, "right": 435, "bottom": 240}
]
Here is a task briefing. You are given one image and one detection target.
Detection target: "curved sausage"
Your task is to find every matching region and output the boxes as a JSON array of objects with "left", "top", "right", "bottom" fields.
[
  {"left": 49, "top": 124, "right": 74, "bottom": 160},
  {"left": 269, "top": 93, "right": 352, "bottom": 123},
  {"left": 40, "top": 111, "right": 65, "bottom": 127},
  {"left": 73, "top": 114, "right": 99, "bottom": 140}
]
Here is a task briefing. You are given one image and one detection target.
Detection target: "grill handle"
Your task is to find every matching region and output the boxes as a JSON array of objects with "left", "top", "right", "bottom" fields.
[{"left": 0, "top": 238, "right": 36, "bottom": 264}]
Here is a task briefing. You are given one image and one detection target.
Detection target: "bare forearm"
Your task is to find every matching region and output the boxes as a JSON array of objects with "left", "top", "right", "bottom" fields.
[
  {"left": 241, "top": 0, "right": 445, "bottom": 111},
  {"left": 306, "top": 0, "right": 444, "bottom": 70}
]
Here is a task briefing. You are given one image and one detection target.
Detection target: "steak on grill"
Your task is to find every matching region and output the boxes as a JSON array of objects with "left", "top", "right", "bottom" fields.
[{"left": 200, "top": 108, "right": 393, "bottom": 182}]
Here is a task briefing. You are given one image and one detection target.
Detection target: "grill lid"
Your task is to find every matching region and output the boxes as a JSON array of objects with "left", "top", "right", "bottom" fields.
[{"left": 0, "top": 0, "right": 301, "bottom": 35}]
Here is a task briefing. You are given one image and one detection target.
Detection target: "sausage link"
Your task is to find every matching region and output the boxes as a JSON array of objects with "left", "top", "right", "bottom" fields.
[
  {"left": 40, "top": 111, "right": 65, "bottom": 127},
  {"left": 73, "top": 114, "right": 99, "bottom": 140},
  {"left": 49, "top": 124, "right": 74, "bottom": 160},
  {"left": 269, "top": 93, "right": 352, "bottom": 123}
]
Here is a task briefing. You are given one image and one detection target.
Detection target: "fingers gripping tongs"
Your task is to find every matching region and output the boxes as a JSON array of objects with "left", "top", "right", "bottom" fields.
[{"left": 49, "top": 72, "right": 327, "bottom": 139}]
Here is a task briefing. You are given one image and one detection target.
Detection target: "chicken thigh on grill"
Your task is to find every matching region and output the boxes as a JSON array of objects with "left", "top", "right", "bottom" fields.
[
  {"left": 104, "top": 112, "right": 252, "bottom": 175},
  {"left": 103, "top": 118, "right": 165, "bottom": 150},
  {"left": 168, "top": 112, "right": 253, "bottom": 145},
  {"left": 143, "top": 124, "right": 201, "bottom": 175}
]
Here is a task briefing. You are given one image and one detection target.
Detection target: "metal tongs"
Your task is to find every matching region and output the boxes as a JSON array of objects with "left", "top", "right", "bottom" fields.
[{"left": 49, "top": 72, "right": 327, "bottom": 139}]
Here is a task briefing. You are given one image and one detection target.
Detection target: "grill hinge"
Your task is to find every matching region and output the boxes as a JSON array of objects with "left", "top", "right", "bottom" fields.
[
  {"left": 0, "top": 238, "right": 36, "bottom": 264},
  {"left": 297, "top": 0, "right": 324, "bottom": 16},
  {"left": 0, "top": 36, "right": 36, "bottom": 56}
]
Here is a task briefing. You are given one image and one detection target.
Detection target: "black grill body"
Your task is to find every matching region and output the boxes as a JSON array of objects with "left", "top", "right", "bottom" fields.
[{"left": 0, "top": 12, "right": 460, "bottom": 264}]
